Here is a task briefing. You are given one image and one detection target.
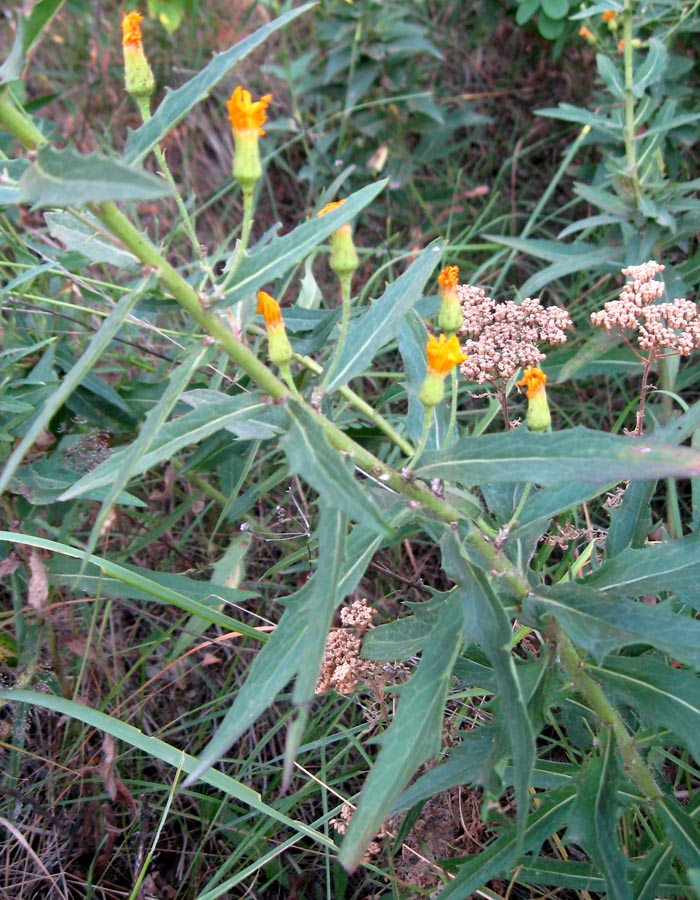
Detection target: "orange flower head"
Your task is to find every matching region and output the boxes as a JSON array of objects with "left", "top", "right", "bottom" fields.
[
  {"left": 618, "top": 38, "right": 625, "bottom": 52},
  {"left": 438, "top": 265, "right": 459, "bottom": 292},
  {"left": 517, "top": 366, "right": 547, "bottom": 399},
  {"left": 227, "top": 86, "right": 272, "bottom": 136},
  {"left": 257, "top": 291, "right": 282, "bottom": 327},
  {"left": 318, "top": 199, "right": 345, "bottom": 217},
  {"left": 579, "top": 25, "right": 593, "bottom": 40},
  {"left": 425, "top": 333, "right": 467, "bottom": 376},
  {"left": 601, "top": 10, "right": 616, "bottom": 21},
  {"left": 122, "top": 10, "right": 143, "bottom": 47}
]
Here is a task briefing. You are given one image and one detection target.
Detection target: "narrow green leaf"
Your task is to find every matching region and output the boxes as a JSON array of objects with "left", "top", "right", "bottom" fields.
[
  {"left": 339, "top": 593, "right": 463, "bottom": 872},
  {"left": 122, "top": 4, "right": 315, "bottom": 166},
  {"left": 442, "top": 531, "right": 536, "bottom": 845},
  {"left": 324, "top": 242, "right": 443, "bottom": 392},
  {"left": 0, "top": 281, "right": 148, "bottom": 496},
  {"left": 416, "top": 426, "right": 700, "bottom": 486},
  {"left": 565, "top": 734, "right": 632, "bottom": 900},
  {"left": 218, "top": 181, "right": 387, "bottom": 306},
  {"left": 82, "top": 345, "right": 208, "bottom": 564},
  {"left": 0, "top": 688, "right": 333, "bottom": 850},
  {"left": 45, "top": 211, "right": 140, "bottom": 269},
  {"left": 0, "top": 531, "right": 263, "bottom": 639},
  {"left": 597, "top": 53, "right": 625, "bottom": 100},
  {"left": 583, "top": 530, "right": 700, "bottom": 604},
  {"left": 58, "top": 392, "right": 275, "bottom": 500},
  {"left": 656, "top": 795, "right": 700, "bottom": 873},
  {"left": 361, "top": 591, "right": 452, "bottom": 661},
  {"left": 633, "top": 39, "right": 668, "bottom": 98},
  {"left": 182, "top": 519, "right": 386, "bottom": 788},
  {"left": 18, "top": 146, "right": 171, "bottom": 207},
  {"left": 525, "top": 583, "right": 700, "bottom": 666},
  {"left": 282, "top": 401, "right": 390, "bottom": 536},
  {"left": 436, "top": 785, "right": 577, "bottom": 900},
  {"left": 1, "top": 0, "right": 65, "bottom": 85},
  {"left": 536, "top": 102, "right": 619, "bottom": 137},
  {"left": 592, "top": 657, "right": 700, "bottom": 758}
]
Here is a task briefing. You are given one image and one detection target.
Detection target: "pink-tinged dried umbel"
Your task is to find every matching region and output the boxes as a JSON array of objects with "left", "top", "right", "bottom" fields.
[
  {"left": 590, "top": 261, "right": 700, "bottom": 357},
  {"left": 457, "top": 287, "right": 572, "bottom": 384}
]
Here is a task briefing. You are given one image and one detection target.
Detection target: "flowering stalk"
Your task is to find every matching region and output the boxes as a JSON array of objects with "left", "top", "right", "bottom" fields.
[
  {"left": 121, "top": 12, "right": 206, "bottom": 267},
  {"left": 317, "top": 200, "right": 359, "bottom": 390},
  {"left": 221, "top": 87, "right": 271, "bottom": 291},
  {"left": 409, "top": 333, "right": 467, "bottom": 469}
]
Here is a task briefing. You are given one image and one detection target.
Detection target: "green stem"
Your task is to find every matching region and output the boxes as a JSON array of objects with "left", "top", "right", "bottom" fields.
[
  {"left": 321, "top": 272, "right": 353, "bottom": 390},
  {"left": 292, "top": 350, "right": 414, "bottom": 457},
  {"left": 0, "top": 89, "right": 47, "bottom": 149},
  {"left": 550, "top": 621, "right": 661, "bottom": 802},
  {"left": 622, "top": 0, "right": 639, "bottom": 197},
  {"left": 221, "top": 186, "right": 255, "bottom": 292},
  {"left": 406, "top": 408, "right": 432, "bottom": 472},
  {"left": 445, "top": 366, "right": 458, "bottom": 446},
  {"left": 137, "top": 96, "right": 208, "bottom": 270}
]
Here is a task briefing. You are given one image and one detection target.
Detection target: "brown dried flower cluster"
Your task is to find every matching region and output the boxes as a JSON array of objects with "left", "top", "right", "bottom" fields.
[
  {"left": 457, "top": 286, "right": 572, "bottom": 384},
  {"left": 590, "top": 261, "right": 700, "bottom": 357},
  {"left": 331, "top": 803, "right": 386, "bottom": 862},
  {"left": 315, "top": 599, "right": 377, "bottom": 695}
]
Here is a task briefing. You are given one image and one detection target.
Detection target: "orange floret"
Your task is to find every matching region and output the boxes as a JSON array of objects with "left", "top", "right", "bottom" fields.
[
  {"left": 425, "top": 333, "right": 467, "bottom": 376},
  {"left": 438, "top": 266, "right": 460, "bottom": 291},
  {"left": 227, "top": 86, "right": 272, "bottom": 136},
  {"left": 122, "top": 10, "right": 143, "bottom": 47}
]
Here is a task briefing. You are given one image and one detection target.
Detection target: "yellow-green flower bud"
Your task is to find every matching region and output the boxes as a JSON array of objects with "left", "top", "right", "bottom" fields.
[
  {"left": 122, "top": 12, "right": 155, "bottom": 100},
  {"left": 437, "top": 265, "right": 463, "bottom": 335},
  {"left": 257, "top": 291, "right": 292, "bottom": 367},
  {"left": 419, "top": 333, "right": 467, "bottom": 410},
  {"left": 517, "top": 366, "right": 551, "bottom": 432}
]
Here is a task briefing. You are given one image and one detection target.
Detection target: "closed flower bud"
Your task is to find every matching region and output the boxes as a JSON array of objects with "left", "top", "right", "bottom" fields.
[
  {"left": 517, "top": 366, "right": 551, "bottom": 432},
  {"left": 257, "top": 291, "right": 292, "bottom": 367},
  {"left": 318, "top": 200, "right": 359, "bottom": 280},
  {"left": 437, "top": 265, "right": 462, "bottom": 335},
  {"left": 122, "top": 11, "right": 155, "bottom": 100}
]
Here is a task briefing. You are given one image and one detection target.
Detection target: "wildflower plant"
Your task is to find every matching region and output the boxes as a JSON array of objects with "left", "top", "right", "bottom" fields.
[{"left": 3, "top": 5, "right": 700, "bottom": 900}]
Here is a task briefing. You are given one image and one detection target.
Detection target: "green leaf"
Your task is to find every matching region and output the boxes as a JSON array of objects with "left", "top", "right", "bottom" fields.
[
  {"left": 325, "top": 242, "right": 442, "bottom": 392},
  {"left": 442, "top": 531, "right": 536, "bottom": 845},
  {"left": 218, "top": 181, "right": 387, "bottom": 306},
  {"left": 361, "top": 591, "right": 452, "bottom": 661},
  {"left": 565, "top": 734, "right": 632, "bottom": 900},
  {"left": 182, "top": 515, "right": 386, "bottom": 788},
  {"left": 0, "top": 281, "right": 148, "bottom": 496},
  {"left": 655, "top": 795, "right": 700, "bottom": 873},
  {"left": 515, "top": 0, "right": 540, "bottom": 26},
  {"left": 537, "top": 12, "right": 565, "bottom": 39},
  {"left": 58, "top": 392, "right": 276, "bottom": 500},
  {"left": 536, "top": 103, "right": 618, "bottom": 137},
  {"left": 633, "top": 39, "right": 669, "bottom": 98},
  {"left": 436, "top": 784, "right": 577, "bottom": 900},
  {"left": 0, "top": 531, "right": 263, "bottom": 639},
  {"left": 0, "top": 688, "right": 333, "bottom": 850},
  {"left": 122, "top": 4, "right": 315, "bottom": 165},
  {"left": 44, "top": 211, "right": 140, "bottom": 269},
  {"left": 18, "top": 146, "right": 171, "bottom": 208},
  {"left": 597, "top": 53, "right": 625, "bottom": 100},
  {"left": 415, "top": 426, "right": 700, "bottom": 487},
  {"left": 525, "top": 583, "right": 700, "bottom": 666},
  {"left": 281, "top": 401, "right": 390, "bottom": 536},
  {"left": 592, "top": 657, "right": 700, "bottom": 758},
  {"left": 0, "top": 1, "right": 65, "bottom": 85},
  {"left": 541, "top": 0, "right": 569, "bottom": 17},
  {"left": 582, "top": 530, "right": 700, "bottom": 604},
  {"left": 339, "top": 593, "right": 463, "bottom": 872}
]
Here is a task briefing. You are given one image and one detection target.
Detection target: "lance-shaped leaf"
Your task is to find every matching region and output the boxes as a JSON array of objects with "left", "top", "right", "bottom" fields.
[
  {"left": 0, "top": 688, "right": 333, "bottom": 850},
  {"left": 591, "top": 656, "right": 700, "bottom": 759},
  {"left": 436, "top": 784, "right": 577, "bottom": 900},
  {"left": 565, "top": 734, "right": 632, "bottom": 900},
  {"left": 339, "top": 592, "right": 463, "bottom": 872},
  {"left": 18, "top": 146, "right": 171, "bottom": 208},
  {"left": 218, "top": 181, "right": 387, "bottom": 306},
  {"left": 324, "top": 242, "right": 443, "bottom": 392},
  {"left": 182, "top": 516, "right": 387, "bottom": 788},
  {"left": 525, "top": 583, "right": 700, "bottom": 667},
  {"left": 45, "top": 211, "right": 140, "bottom": 269},
  {"left": 416, "top": 426, "right": 700, "bottom": 486},
  {"left": 59, "top": 392, "right": 276, "bottom": 500},
  {"left": 122, "top": 4, "right": 314, "bottom": 165},
  {"left": 0, "top": 0, "right": 65, "bottom": 85},
  {"left": 281, "top": 401, "right": 390, "bottom": 536},
  {"left": 582, "top": 530, "right": 700, "bottom": 604},
  {"left": 441, "top": 530, "right": 536, "bottom": 846},
  {"left": 655, "top": 795, "right": 700, "bottom": 874}
]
